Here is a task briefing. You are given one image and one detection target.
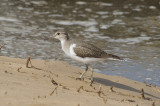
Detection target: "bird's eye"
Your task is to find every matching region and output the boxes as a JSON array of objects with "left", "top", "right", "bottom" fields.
[{"left": 57, "top": 32, "right": 60, "bottom": 35}]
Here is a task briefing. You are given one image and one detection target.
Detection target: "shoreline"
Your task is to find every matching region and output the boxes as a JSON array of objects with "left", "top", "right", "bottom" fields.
[{"left": 0, "top": 56, "right": 160, "bottom": 106}]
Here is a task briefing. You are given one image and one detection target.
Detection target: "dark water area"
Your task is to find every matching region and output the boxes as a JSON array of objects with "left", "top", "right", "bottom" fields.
[{"left": 0, "top": 0, "right": 160, "bottom": 86}]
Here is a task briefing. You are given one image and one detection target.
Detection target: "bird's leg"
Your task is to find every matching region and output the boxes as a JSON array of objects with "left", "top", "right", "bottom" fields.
[
  {"left": 76, "top": 64, "right": 88, "bottom": 80},
  {"left": 79, "top": 64, "right": 88, "bottom": 79},
  {"left": 90, "top": 67, "right": 94, "bottom": 83}
]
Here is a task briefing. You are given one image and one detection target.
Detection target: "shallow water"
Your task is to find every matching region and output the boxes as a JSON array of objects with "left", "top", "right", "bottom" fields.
[{"left": 0, "top": 0, "right": 160, "bottom": 86}]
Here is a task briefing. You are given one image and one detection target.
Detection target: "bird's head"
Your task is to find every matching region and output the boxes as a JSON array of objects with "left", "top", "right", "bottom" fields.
[{"left": 53, "top": 31, "right": 69, "bottom": 41}]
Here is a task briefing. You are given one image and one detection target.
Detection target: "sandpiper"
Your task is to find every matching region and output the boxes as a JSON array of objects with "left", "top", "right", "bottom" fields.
[{"left": 53, "top": 31, "right": 123, "bottom": 82}]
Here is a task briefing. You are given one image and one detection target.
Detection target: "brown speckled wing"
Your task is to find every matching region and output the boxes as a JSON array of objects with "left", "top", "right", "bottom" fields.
[
  {"left": 73, "top": 43, "right": 106, "bottom": 58},
  {"left": 73, "top": 42, "right": 122, "bottom": 60}
]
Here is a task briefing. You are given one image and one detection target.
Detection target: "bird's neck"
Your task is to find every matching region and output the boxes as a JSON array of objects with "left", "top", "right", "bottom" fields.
[
  {"left": 60, "top": 39, "right": 66, "bottom": 46},
  {"left": 60, "top": 39, "right": 70, "bottom": 52}
]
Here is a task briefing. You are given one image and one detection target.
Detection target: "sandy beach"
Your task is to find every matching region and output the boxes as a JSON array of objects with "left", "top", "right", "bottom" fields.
[{"left": 0, "top": 56, "right": 160, "bottom": 106}]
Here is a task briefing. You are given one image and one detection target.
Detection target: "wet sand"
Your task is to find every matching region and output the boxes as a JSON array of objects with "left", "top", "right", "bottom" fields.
[{"left": 0, "top": 56, "right": 160, "bottom": 106}]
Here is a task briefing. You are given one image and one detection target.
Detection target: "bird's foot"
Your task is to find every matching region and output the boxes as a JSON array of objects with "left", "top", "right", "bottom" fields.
[
  {"left": 82, "top": 78, "right": 94, "bottom": 84},
  {"left": 76, "top": 77, "right": 94, "bottom": 84},
  {"left": 89, "top": 78, "right": 94, "bottom": 84},
  {"left": 76, "top": 77, "right": 84, "bottom": 81}
]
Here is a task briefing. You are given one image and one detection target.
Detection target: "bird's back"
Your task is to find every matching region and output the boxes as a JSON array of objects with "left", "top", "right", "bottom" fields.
[{"left": 68, "top": 40, "right": 122, "bottom": 60}]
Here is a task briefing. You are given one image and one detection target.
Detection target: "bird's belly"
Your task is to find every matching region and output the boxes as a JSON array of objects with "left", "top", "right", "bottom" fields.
[{"left": 69, "top": 55, "right": 105, "bottom": 64}]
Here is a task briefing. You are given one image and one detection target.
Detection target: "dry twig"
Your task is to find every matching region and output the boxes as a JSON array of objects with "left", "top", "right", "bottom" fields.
[
  {"left": 26, "top": 56, "right": 33, "bottom": 68},
  {"left": 4, "top": 70, "right": 12, "bottom": 74},
  {"left": 97, "top": 85, "right": 107, "bottom": 104},
  {"left": 77, "top": 86, "right": 83, "bottom": 92},
  {"left": 17, "top": 67, "right": 22, "bottom": 72},
  {"left": 25, "top": 56, "right": 42, "bottom": 70},
  {"left": 50, "top": 86, "right": 58, "bottom": 96},
  {"left": 0, "top": 43, "right": 5, "bottom": 50},
  {"left": 110, "top": 86, "right": 115, "bottom": 92},
  {"left": 141, "top": 88, "right": 145, "bottom": 99},
  {"left": 62, "top": 86, "right": 70, "bottom": 90},
  {"left": 49, "top": 75, "right": 59, "bottom": 86},
  {"left": 77, "top": 85, "right": 107, "bottom": 104},
  {"left": 51, "top": 79, "right": 58, "bottom": 85},
  {"left": 126, "top": 99, "right": 135, "bottom": 102},
  {"left": 97, "top": 85, "right": 102, "bottom": 97},
  {"left": 152, "top": 102, "right": 155, "bottom": 106},
  {"left": 103, "top": 98, "right": 107, "bottom": 104}
]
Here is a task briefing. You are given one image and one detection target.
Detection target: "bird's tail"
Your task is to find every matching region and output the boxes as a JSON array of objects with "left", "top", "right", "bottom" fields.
[{"left": 104, "top": 53, "right": 124, "bottom": 61}]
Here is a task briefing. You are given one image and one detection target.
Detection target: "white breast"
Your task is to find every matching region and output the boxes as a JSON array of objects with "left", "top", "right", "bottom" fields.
[{"left": 69, "top": 44, "right": 77, "bottom": 56}]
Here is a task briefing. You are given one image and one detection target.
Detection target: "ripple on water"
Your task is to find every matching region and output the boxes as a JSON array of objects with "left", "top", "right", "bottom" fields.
[
  {"left": 96, "top": 11, "right": 109, "bottom": 15},
  {"left": 98, "top": 2, "right": 113, "bottom": 6},
  {"left": 76, "top": 1, "right": 87, "bottom": 5},
  {"left": 108, "top": 36, "right": 151, "bottom": 44},
  {"left": 111, "top": 19, "right": 125, "bottom": 25},
  {"left": 100, "top": 24, "right": 111, "bottom": 29},
  {"left": 145, "top": 78, "right": 152, "bottom": 80},
  {"left": 30, "top": 1, "right": 48, "bottom": 5},
  {"left": 84, "top": 26, "right": 98, "bottom": 32},
  {"left": 0, "top": 17, "right": 19, "bottom": 22},
  {"left": 113, "top": 10, "right": 124, "bottom": 16},
  {"left": 146, "top": 68, "right": 154, "bottom": 72},
  {"left": 51, "top": 20, "right": 98, "bottom": 27}
]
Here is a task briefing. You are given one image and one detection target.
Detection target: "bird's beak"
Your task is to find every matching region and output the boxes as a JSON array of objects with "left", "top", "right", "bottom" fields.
[{"left": 52, "top": 34, "right": 56, "bottom": 38}]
